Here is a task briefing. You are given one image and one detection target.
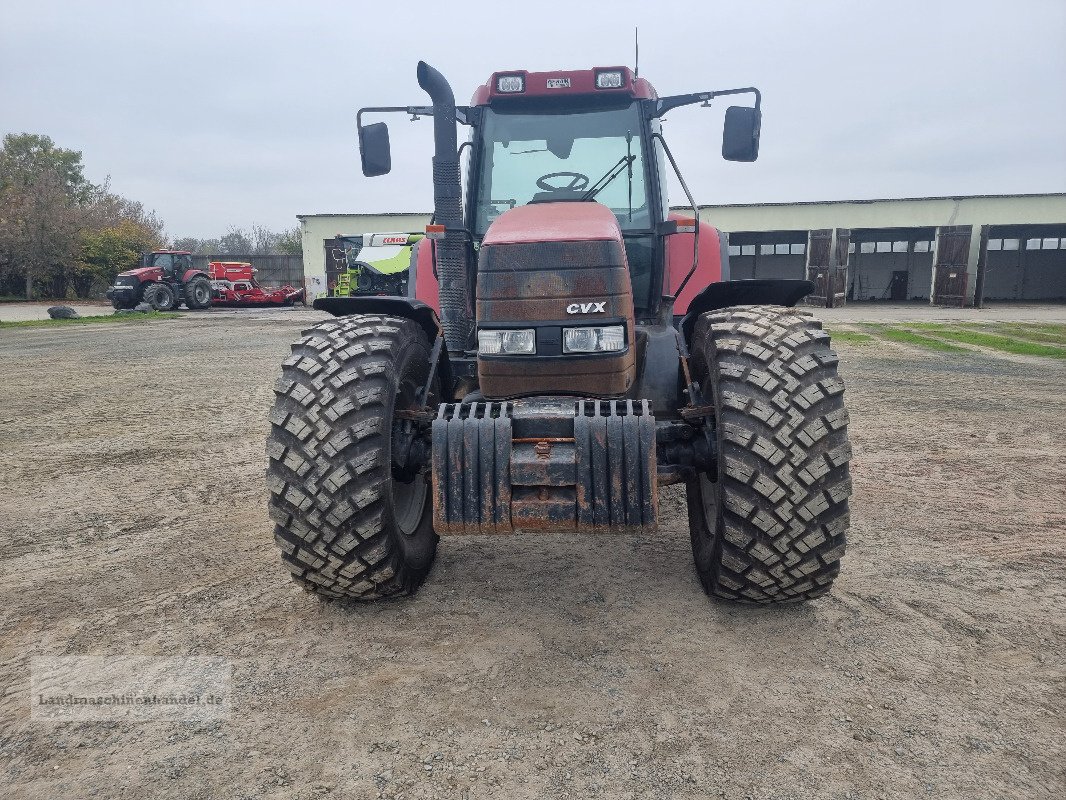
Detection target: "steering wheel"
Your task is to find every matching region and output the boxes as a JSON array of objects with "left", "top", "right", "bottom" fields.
[{"left": 535, "top": 171, "right": 590, "bottom": 193}]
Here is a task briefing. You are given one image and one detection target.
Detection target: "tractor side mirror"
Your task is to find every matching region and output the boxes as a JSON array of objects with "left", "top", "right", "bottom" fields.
[
  {"left": 722, "top": 105, "right": 761, "bottom": 162},
  {"left": 359, "top": 122, "right": 392, "bottom": 177}
]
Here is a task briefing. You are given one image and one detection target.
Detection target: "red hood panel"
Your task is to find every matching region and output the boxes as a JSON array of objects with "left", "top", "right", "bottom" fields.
[
  {"left": 482, "top": 202, "right": 622, "bottom": 246},
  {"left": 118, "top": 267, "right": 157, "bottom": 279}
]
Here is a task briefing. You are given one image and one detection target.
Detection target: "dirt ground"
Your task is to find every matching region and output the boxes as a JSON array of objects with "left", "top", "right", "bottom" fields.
[{"left": 1, "top": 308, "right": 1063, "bottom": 800}]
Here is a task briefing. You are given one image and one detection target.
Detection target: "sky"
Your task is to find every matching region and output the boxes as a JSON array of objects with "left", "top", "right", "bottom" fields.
[{"left": 2, "top": 0, "right": 1065, "bottom": 239}]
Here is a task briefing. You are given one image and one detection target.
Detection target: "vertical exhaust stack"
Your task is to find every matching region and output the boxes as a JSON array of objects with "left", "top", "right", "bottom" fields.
[{"left": 416, "top": 60, "right": 472, "bottom": 355}]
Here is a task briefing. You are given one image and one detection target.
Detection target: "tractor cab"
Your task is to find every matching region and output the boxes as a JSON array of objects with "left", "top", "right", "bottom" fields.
[
  {"left": 357, "top": 65, "right": 766, "bottom": 328},
  {"left": 146, "top": 251, "right": 193, "bottom": 281}
]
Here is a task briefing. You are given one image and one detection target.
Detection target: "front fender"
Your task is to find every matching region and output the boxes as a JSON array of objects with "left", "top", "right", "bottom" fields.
[
  {"left": 680, "top": 278, "right": 814, "bottom": 342},
  {"left": 313, "top": 296, "right": 440, "bottom": 343}
]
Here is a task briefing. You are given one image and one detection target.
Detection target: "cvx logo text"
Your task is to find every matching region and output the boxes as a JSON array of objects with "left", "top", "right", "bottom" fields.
[{"left": 566, "top": 302, "right": 606, "bottom": 314}]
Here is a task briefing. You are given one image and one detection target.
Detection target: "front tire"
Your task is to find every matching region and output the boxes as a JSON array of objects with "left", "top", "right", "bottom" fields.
[
  {"left": 266, "top": 314, "right": 438, "bottom": 599},
  {"left": 143, "top": 283, "right": 177, "bottom": 312},
  {"left": 686, "top": 305, "right": 851, "bottom": 603}
]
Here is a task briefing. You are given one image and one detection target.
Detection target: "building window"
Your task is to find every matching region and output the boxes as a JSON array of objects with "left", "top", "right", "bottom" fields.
[
  {"left": 728, "top": 245, "right": 741, "bottom": 257},
  {"left": 892, "top": 241, "right": 908, "bottom": 253},
  {"left": 876, "top": 241, "right": 891, "bottom": 253},
  {"left": 986, "top": 239, "right": 1002, "bottom": 251},
  {"left": 1042, "top": 238, "right": 1059, "bottom": 250},
  {"left": 773, "top": 243, "right": 789, "bottom": 255},
  {"left": 860, "top": 242, "right": 875, "bottom": 254},
  {"left": 914, "top": 241, "right": 930, "bottom": 253},
  {"left": 1026, "top": 238, "right": 1042, "bottom": 250},
  {"left": 1002, "top": 238, "right": 1019, "bottom": 250},
  {"left": 848, "top": 242, "right": 856, "bottom": 254},
  {"left": 760, "top": 244, "right": 775, "bottom": 255},
  {"left": 741, "top": 244, "right": 755, "bottom": 256},
  {"left": 790, "top": 243, "right": 806, "bottom": 255}
]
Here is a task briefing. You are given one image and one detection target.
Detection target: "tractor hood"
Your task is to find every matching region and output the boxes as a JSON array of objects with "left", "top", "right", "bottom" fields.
[
  {"left": 352, "top": 244, "right": 417, "bottom": 276},
  {"left": 115, "top": 266, "right": 158, "bottom": 280},
  {"left": 481, "top": 201, "right": 622, "bottom": 246},
  {"left": 476, "top": 201, "right": 636, "bottom": 399}
]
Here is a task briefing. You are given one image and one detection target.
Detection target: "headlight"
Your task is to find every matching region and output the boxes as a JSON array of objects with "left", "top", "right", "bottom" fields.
[
  {"left": 496, "top": 74, "right": 525, "bottom": 93},
  {"left": 563, "top": 325, "right": 625, "bottom": 353},
  {"left": 478, "top": 328, "right": 536, "bottom": 355},
  {"left": 595, "top": 70, "right": 624, "bottom": 89}
]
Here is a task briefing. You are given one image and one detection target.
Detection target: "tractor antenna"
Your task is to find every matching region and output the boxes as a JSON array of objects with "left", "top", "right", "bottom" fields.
[{"left": 634, "top": 27, "right": 639, "bottom": 78}]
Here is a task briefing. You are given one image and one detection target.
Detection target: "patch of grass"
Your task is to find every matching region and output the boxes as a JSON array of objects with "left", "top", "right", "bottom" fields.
[
  {"left": 829, "top": 330, "right": 875, "bottom": 345},
  {"left": 986, "top": 323, "right": 1066, "bottom": 346},
  {"left": 903, "top": 321, "right": 1066, "bottom": 345},
  {"left": 0, "top": 312, "right": 180, "bottom": 329},
  {"left": 861, "top": 325, "right": 968, "bottom": 353},
  {"left": 919, "top": 328, "right": 1066, "bottom": 358}
]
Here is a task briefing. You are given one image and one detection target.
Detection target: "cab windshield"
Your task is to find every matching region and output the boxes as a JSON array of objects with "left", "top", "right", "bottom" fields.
[
  {"left": 151, "top": 253, "right": 175, "bottom": 270},
  {"left": 474, "top": 103, "right": 651, "bottom": 235}
]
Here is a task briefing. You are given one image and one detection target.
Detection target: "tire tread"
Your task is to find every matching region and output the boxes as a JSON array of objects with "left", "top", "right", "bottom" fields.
[{"left": 687, "top": 305, "right": 851, "bottom": 603}]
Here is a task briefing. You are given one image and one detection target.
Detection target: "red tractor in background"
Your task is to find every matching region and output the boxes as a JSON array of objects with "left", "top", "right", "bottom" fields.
[
  {"left": 266, "top": 61, "right": 852, "bottom": 605},
  {"left": 208, "top": 261, "right": 306, "bottom": 306},
  {"left": 106, "top": 250, "right": 213, "bottom": 311}
]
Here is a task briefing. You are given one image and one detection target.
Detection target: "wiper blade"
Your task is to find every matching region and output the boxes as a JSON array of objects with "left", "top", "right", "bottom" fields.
[{"left": 580, "top": 155, "right": 636, "bottom": 202}]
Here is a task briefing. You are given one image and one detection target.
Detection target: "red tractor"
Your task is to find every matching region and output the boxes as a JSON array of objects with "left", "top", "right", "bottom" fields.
[
  {"left": 266, "top": 62, "right": 851, "bottom": 604},
  {"left": 106, "top": 250, "right": 213, "bottom": 311}
]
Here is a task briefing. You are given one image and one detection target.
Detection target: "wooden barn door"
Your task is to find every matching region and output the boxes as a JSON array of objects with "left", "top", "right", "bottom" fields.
[
  {"left": 933, "top": 225, "right": 972, "bottom": 306},
  {"left": 806, "top": 228, "right": 850, "bottom": 307}
]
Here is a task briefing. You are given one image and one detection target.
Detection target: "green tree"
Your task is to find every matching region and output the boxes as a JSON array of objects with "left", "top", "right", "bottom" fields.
[
  {"left": 0, "top": 133, "right": 90, "bottom": 200},
  {"left": 0, "top": 134, "right": 90, "bottom": 298},
  {"left": 78, "top": 219, "right": 162, "bottom": 297},
  {"left": 277, "top": 226, "right": 303, "bottom": 256}
]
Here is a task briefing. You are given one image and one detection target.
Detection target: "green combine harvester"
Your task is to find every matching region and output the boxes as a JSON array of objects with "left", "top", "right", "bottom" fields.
[{"left": 331, "top": 232, "right": 422, "bottom": 297}]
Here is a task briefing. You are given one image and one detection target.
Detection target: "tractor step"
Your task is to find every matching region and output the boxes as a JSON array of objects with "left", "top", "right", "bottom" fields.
[{"left": 431, "top": 398, "right": 658, "bottom": 535}]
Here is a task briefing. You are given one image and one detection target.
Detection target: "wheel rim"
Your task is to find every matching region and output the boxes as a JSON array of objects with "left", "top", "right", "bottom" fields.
[
  {"left": 194, "top": 285, "right": 209, "bottom": 303},
  {"left": 392, "top": 475, "right": 427, "bottom": 536}
]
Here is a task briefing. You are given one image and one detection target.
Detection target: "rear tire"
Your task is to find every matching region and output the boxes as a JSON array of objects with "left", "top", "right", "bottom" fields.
[
  {"left": 143, "top": 283, "right": 177, "bottom": 312},
  {"left": 266, "top": 314, "right": 438, "bottom": 599},
  {"left": 184, "top": 275, "right": 212, "bottom": 310},
  {"left": 685, "top": 305, "right": 851, "bottom": 603}
]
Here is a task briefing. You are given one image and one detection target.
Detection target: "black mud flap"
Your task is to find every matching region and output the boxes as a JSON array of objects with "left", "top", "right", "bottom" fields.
[{"left": 431, "top": 398, "right": 657, "bottom": 534}]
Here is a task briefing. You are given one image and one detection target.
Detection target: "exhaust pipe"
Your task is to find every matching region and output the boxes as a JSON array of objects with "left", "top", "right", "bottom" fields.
[{"left": 416, "top": 60, "right": 472, "bottom": 355}]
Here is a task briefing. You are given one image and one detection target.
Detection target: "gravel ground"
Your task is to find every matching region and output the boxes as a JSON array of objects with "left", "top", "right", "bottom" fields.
[
  {"left": 0, "top": 310, "right": 1063, "bottom": 800},
  {"left": 0, "top": 301, "right": 116, "bottom": 322}
]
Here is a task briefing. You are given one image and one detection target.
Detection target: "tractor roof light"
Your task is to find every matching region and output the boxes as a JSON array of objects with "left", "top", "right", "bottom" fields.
[
  {"left": 496, "top": 74, "right": 525, "bottom": 93},
  {"left": 595, "top": 70, "right": 624, "bottom": 89}
]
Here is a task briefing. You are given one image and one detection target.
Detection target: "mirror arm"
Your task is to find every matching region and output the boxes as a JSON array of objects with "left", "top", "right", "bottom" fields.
[
  {"left": 651, "top": 132, "right": 700, "bottom": 302},
  {"left": 652, "top": 87, "right": 761, "bottom": 118},
  {"left": 357, "top": 105, "right": 472, "bottom": 130}
]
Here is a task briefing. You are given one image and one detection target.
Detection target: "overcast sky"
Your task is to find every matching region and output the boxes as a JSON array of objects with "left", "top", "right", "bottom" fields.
[{"left": 2, "top": 0, "right": 1064, "bottom": 238}]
